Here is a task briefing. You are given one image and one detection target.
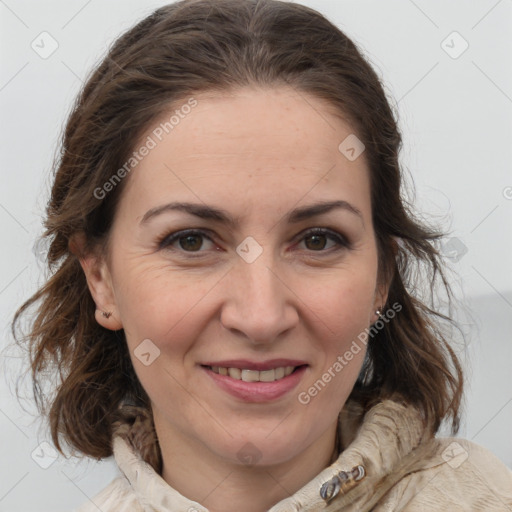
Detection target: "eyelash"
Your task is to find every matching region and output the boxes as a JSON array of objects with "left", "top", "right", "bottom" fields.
[{"left": 157, "top": 228, "right": 351, "bottom": 256}]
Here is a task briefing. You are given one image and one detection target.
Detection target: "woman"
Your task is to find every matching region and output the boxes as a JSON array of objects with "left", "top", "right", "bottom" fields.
[{"left": 12, "top": 0, "right": 512, "bottom": 510}]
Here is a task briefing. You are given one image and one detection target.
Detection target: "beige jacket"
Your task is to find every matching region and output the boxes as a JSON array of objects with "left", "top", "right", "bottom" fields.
[{"left": 74, "top": 399, "right": 512, "bottom": 511}]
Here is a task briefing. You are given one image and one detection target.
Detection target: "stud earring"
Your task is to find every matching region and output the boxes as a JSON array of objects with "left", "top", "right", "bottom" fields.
[
  {"left": 375, "top": 307, "right": 382, "bottom": 317},
  {"left": 101, "top": 310, "right": 113, "bottom": 319}
]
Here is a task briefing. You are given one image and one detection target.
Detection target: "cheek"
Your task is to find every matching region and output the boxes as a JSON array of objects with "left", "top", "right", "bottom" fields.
[
  {"left": 112, "top": 255, "right": 204, "bottom": 333},
  {"left": 330, "top": 282, "right": 375, "bottom": 342},
  {"left": 296, "top": 273, "right": 373, "bottom": 411},
  {"left": 116, "top": 270, "right": 207, "bottom": 408},
  {"left": 294, "top": 255, "right": 377, "bottom": 395},
  {"left": 301, "top": 261, "right": 378, "bottom": 339}
]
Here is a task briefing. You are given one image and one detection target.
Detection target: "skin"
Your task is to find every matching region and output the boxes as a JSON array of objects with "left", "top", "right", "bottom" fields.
[{"left": 76, "top": 86, "right": 391, "bottom": 512}]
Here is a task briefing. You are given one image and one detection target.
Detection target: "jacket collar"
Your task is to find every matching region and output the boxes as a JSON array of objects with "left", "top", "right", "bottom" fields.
[{"left": 112, "top": 398, "right": 430, "bottom": 511}]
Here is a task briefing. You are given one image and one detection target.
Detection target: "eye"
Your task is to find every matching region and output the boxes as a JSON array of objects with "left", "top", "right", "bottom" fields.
[
  {"left": 158, "top": 227, "right": 350, "bottom": 255},
  {"left": 158, "top": 229, "right": 216, "bottom": 253},
  {"left": 295, "top": 228, "right": 351, "bottom": 253}
]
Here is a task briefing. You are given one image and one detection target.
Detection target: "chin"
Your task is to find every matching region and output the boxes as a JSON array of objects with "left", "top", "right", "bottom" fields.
[{"left": 211, "top": 430, "right": 307, "bottom": 467}]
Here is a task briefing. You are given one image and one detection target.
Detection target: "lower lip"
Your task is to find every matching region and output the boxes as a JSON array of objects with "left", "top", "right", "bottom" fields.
[{"left": 201, "top": 365, "right": 308, "bottom": 402}]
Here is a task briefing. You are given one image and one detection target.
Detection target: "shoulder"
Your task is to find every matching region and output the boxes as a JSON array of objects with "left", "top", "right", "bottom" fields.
[
  {"left": 72, "top": 476, "right": 144, "bottom": 512},
  {"left": 382, "top": 437, "right": 512, "bottom": 511}
]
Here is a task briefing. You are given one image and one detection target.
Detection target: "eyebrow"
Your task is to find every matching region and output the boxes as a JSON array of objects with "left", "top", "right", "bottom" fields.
[{"left": 140, "top": 199, "right": 364, "bottom": 227}]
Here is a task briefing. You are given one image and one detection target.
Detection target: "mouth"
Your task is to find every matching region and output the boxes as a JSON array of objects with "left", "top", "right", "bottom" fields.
[
  {"left": 199, "top": 362, "right": 309, "bottom": 402},
  {"left": 202, "top": 364, "right": 307, "bottom": 382}
]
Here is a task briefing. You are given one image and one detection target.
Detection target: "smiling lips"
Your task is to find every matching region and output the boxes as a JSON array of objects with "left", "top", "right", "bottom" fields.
[
  {"left": 201, "top": 358, "right": 308, "bottom": 382},
  {"left": 207, "top": 365, "right": 297, "bottom": 382},
  {"left": 200, "top": 359, "right": 309, "bottom": 401}
]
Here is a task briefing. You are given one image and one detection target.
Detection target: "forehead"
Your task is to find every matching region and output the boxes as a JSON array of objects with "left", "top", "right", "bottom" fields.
[{"left": 118, "top": 86, "right": 371, "bottom": 222}]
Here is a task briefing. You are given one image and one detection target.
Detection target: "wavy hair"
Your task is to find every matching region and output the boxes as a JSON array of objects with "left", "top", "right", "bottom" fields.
[{"left": 11, "top": 0, "right": 464, "bottom": 473}]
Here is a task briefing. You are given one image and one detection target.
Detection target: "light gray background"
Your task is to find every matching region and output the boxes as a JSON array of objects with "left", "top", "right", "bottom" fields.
[{"left": 1, "top": 1, "right": 511, "bottom": 511}]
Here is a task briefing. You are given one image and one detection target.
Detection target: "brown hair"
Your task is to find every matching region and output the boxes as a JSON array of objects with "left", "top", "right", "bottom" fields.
[{"left": 11, "top": 0, "right": 464, "bottom": 472}]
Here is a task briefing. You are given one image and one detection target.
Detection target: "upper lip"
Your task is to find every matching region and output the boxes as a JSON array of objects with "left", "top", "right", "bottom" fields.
[{"left": 200, "top": 359, "right": 308, "bottom": 371}]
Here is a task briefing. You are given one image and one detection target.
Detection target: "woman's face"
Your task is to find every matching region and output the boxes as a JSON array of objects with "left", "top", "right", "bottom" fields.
[{"left": 85, "top": 86, "right": 388, "bottom": 466}]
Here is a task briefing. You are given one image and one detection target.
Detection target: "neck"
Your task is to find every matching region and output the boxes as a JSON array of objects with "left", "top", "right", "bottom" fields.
[{"left": 154, "top": 416, "right": 339, "bottom": 512}]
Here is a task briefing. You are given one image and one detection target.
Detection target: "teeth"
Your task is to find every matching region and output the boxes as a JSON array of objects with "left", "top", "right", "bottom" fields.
[
  {"left": 259, "top": 370, "right": 276, "bottom": 382},
  {"left": 241, "top": 369, "right": 260, "bottom": 382},
  {"left": 228, "top": 367, "right": 241, "bottom": 379},
  {"left": 275, "top": 367, "right": 285, "bottom": 379},
  {"left": 209, "top": 365, "right": 299, "bottom": 382}
]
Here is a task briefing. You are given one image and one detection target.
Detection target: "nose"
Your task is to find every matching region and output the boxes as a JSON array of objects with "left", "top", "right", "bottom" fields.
[{"left": 219, "top": 250, "right": 299, "bottom": 345}]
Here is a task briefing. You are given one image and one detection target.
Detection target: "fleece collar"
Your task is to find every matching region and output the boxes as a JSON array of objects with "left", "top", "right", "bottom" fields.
[{"left": 112, "top": 399, "right": 430, "bottom": 511}]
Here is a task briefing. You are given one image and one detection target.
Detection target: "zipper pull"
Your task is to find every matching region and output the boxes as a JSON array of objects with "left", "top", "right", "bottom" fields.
[{"left": 319, "top": 465, "right": 365, "bottom": 503}]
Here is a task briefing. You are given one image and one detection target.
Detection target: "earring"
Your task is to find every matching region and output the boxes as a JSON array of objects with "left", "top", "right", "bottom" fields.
[
  {"left": 101, "top": 310, "right": 113, "bottom": 319},
  {"left": 375, "top": 307, "right": 382, "bottom": 317}
]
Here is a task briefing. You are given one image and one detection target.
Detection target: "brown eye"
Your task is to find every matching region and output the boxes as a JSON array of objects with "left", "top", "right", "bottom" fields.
[
  {"left": 304, "top": 233, "right": 329, "bottom": 251},
  {"left": 299, "top": 228, "right": 350, "bottom": 253},
  {"left": 178, "top": 234, "right": 204, "bottom": 251},
  {"left": 159, "top": 229, "right": 215, "bottom": 253}
]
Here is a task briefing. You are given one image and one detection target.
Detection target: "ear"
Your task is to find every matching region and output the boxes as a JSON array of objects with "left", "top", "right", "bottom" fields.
[
  {"left": 372, "top": 237, "right": 399, "bottom": 321},
  {"left": 69, "top": 232, "right": 123, "bottom": 331}
]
